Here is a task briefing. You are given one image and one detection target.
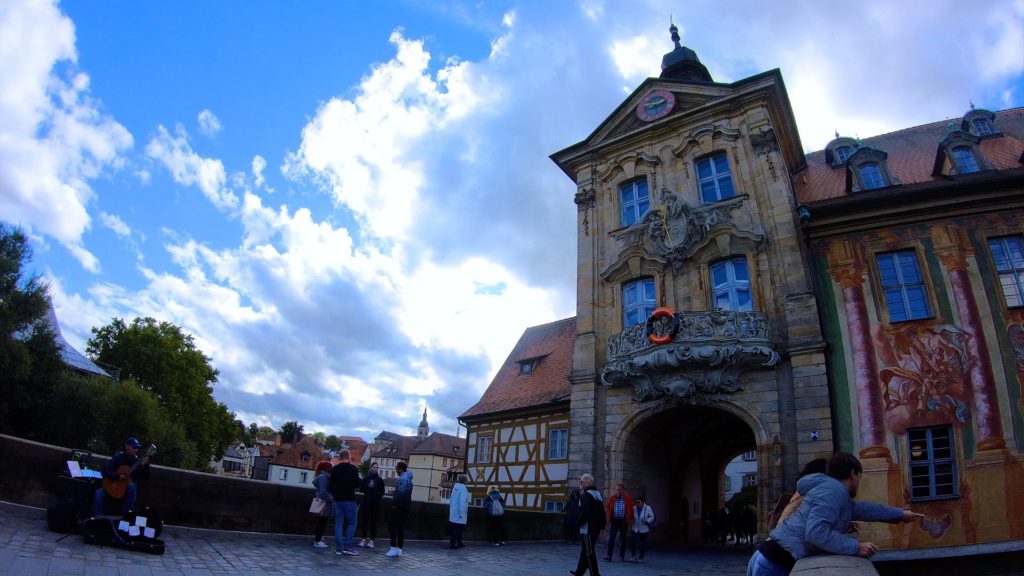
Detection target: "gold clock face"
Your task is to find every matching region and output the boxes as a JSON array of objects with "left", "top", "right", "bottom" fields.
[{"left": 636, "top": 89, "right": 676, "bottom": 122}]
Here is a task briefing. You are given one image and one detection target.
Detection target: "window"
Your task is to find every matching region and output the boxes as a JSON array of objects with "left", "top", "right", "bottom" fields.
[
  {"left": 223, "top": 460, "right": 242, "bottom": 472},
  {"left": 711, "top": 257, "right": 752, "bottom": 311},
  {"left": 519, "top": 360, "right": 535, "bottom": 375},
  {"left": 723, "top": 476, "right": 732, "bottom": 493},
  {"left": 301, "top": 452, "right": 310, "bottom": 463},
  {"left": 971, "top": 117, "right": 993, "bottom": 136},
  {"left": 441, "top": 488, "right": 452, "bottom": 500},
  {"left": 697, "top": 153, "right": 735, "bottom": 203},
  {"left": 742, "top": 473, "right": 757, "bottom": 488},
  {"left": 859, "top": 163, "right": 885, "bottom": 190},
  {"left": 951, "top": 146, "right": 979, "bottom": 174},
  {"left": 279, "top": 469, "right": 288, "bottom": 481},
  {"left": 834, "top": 145, "right": 853, "bottom": 164},
  {"left": 876, "top": 251, "right": 932, "bottom": 322},
  {"left": 742, "top": 450, "right": 757, "bottom": 462},
  {"left": 300, "top": 471, "right": 308, "bottom": 483},
  {"left": 623, "top": 278, "right": 656, "bottom": 327},
  {"left": 473, "top": 498, "right": 484, "bottom": 507},
  {"left": 476, "top": 436, "right": 492, "bottom": 464},
  {"left": 908, "top": 426, "right": 957, "bottom": 500},
  {"left": 548, "top": 428, "right": 568, "bottom": 460},
  {"left": 989, "top": 235, "right": 1024, "bottom": 307},
  {"left": 545, "top": 501, "right": 565, "bottom": 513},
  {"left": 619, "top": 179, "right": 650, "bottom": 227}
]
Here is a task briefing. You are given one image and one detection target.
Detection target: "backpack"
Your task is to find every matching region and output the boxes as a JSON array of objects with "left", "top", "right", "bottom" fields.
[{"left": 489, "top": 495, "right": 504, "bottom": 516}]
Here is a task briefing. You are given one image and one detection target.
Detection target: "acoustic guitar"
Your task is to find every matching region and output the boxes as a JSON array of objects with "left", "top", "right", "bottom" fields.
[{"left": 103, "top": 444, "right": 157, "bottom": 499}]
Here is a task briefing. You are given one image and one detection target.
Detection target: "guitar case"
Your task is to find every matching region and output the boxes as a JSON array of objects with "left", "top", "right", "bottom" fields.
[{"left": 82, "top": 511, "right": 166, "bottom": 555}]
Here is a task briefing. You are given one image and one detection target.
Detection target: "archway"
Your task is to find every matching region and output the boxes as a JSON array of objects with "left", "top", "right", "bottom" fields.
[{"left": 617, "top": 404, "right": 757, "bottom": 545}]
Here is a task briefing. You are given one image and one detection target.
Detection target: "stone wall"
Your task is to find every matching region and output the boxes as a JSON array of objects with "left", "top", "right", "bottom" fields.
[{"left": 0, "top": 435, "right": 562, "bottom": 539}]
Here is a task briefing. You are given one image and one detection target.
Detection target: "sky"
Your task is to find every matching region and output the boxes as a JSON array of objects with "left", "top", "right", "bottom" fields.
[{"left": 2, "top": 0, "right": 1023, "bottom": 442}]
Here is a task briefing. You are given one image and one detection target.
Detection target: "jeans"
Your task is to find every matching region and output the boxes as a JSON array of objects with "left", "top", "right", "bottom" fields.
[
  {"left": 747, "top": 550, "right": 789, "bottom": 576},
  {"left": 630, "top": 530, "right": 648, "bottom": 559},
  {"left": 334, "top": 500, "right": 357, "bottom": 549},
  {"left": 93, "top": 483, "right": 136, "bottom": 516}
]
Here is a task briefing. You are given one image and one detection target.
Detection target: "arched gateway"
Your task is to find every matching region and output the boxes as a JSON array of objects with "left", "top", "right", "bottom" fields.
[{"left": 551, "top": 25, "right": 833, "bottom": 542}]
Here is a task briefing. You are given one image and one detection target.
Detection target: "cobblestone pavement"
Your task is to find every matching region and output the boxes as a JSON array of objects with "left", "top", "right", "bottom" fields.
[{"left": 0, "top": 502, "right": 751, "bottom": 575}]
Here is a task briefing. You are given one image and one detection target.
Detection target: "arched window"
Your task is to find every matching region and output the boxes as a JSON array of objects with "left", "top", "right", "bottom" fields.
[
  {"left": 622, "top": 278, "right": 656, "bottom": 327},
  {"left": 834, "top": 145, "right": 854, "bottom": 164},
  {"left": 859, "top": 163, "right": 885, "bottom": 190},
  {"left": 696, "top": 152, "right": 735, "bottom": 203},
  {"left": 971, "top": 118, "right": 993, "bottom": 136},
  {"left": 951, "top": 146, "right": 980, "bottom": 174},
  {"left": 710, "top": 257, "right": 752, "bottom": 311},
  {"left": 619, "top": 179, "right": 650, "bottom": 227}
]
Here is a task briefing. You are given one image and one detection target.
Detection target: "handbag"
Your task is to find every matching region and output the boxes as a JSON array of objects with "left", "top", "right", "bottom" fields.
[{"left": 309, "top": 497, "right": 327, "bottom": 515}]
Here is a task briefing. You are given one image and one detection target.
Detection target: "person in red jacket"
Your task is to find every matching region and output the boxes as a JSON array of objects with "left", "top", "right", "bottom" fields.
[{"left": 603, "top": 483, "right": 633, "bottom": 562}]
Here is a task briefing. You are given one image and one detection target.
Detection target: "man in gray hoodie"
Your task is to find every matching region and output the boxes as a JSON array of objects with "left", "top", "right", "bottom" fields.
[{"left": 748, "top": 452, "right": 923, "bottom": 575}]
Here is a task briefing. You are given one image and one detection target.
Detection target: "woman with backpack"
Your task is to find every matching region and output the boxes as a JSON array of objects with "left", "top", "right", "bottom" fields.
[{"left": 484, "top": 486, "right": 507, "bottom": 545}]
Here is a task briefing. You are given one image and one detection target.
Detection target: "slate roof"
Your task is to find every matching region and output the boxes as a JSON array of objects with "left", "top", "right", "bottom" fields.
[
  {"left": 795, "top": 107, "right": 1024, "bottom": 205},
  {"left": 370, "top": 435, "right": 421, "bottom": 460},
  {"left": 409, "top": 432, "right": 466, "bottom": 458},
  {"left": 459, "top": 317, "right": 575, "bottom": 420},
  {"left": 268, "top": 436, "right": 324, "bottom": 470}
]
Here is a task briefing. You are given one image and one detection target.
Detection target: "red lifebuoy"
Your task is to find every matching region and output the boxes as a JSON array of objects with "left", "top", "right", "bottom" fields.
[{"left": 645, "top": 307, "right": 678, "bottom": 345}]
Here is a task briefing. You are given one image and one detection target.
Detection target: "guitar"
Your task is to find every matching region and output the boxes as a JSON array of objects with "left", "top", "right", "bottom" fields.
[{"left": 103, "top": 444, "right": 157, "bottom": 499}]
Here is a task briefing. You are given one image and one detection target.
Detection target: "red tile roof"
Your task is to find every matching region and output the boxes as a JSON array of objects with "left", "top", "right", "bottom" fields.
[
  {"left": 459, "top": 317, "right": 576, "bottom": 420},
  {"left": 336, "top": 436, "right": 369, "bottom": 463},
  {"left": 795, "top": 107, "right": 1024, "bottom": 204},
  {"left": 268, "top": 436, "right": 325, "bottom": 470}
]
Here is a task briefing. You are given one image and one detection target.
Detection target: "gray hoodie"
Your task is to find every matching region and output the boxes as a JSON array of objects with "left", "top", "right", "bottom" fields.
[{"left": 770, "top": 473, "right": 904, "bottom": 559}]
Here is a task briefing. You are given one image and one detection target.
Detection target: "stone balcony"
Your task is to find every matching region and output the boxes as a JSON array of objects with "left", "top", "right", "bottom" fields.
[{"left": 602, "top": 310, "right": 780, "bottom": 402}]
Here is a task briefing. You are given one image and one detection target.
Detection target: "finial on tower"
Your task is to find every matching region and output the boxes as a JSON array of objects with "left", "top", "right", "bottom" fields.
[
  {"left": 669, "top": 18, "right": 681, "bottom": 49},
  {"left": 834, "top": 129, "right": 840, "bottom": 139},
  {"left": 969, "top": 99, "right": 975, "bottom": 110}
]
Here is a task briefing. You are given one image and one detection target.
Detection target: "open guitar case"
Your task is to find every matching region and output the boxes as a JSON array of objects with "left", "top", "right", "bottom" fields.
[{"left": 82, "top": 507, "right": 166, "bottom": 554}]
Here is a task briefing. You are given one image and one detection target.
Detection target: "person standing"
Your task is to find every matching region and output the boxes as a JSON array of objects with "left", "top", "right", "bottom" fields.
[
  {"left": 484, "top": 485, "right": 507, "bottom": 545},
  {"left": 629, "top": 496, "right": 655, "bottom": 563},
  {"left": 92, "top": 437, "right": 150, "bottom": 516},
  {"left": 386, "top": 461, "right": 413, "bottom": 557},
  {"left": 570, "top": 473, "right": 605, "bottom": 576},
  {"left": 603, "top": 483, "right": 633, "bottom": 562},
  {"left": 564, "top": 489, "right": 581, "bottom": 543},
  {"left": 448, "top": 474, "right": 469, "bottom": 549},
  {"left": 329, "top": 449, "right": 361, "bottom": 556},
  {"left": 747, "top": 452, "right": 924, "bottom": 576},
  {"left": 311, "top": 461, "right": 334, "bottom": 548},
  {"left": 358, "top": 462, "right": 385, "bottom": 548}
]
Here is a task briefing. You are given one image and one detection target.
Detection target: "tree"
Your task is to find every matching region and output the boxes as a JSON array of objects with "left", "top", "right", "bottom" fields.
[
  {"left": 324, "top": 434, "right": 343, "bottom": 451},
  {"left": 280, "top": 420, "right": 303, "bottom": 443},
  {"left": 0, "top": 223, "right": 62, "bottom": 437},
  {"left": 87, "top": 317, "right": 236, "bottom": 470}
]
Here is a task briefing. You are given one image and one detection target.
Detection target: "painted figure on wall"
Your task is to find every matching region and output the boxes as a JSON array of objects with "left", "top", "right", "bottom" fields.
[{"left": 873, "top": 324, "right": 972, "bottom": 434}]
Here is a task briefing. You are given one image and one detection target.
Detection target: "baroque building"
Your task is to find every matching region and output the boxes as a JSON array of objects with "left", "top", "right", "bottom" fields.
[{"left": 550, "top": 25, "right": 829, "bottom": 541}]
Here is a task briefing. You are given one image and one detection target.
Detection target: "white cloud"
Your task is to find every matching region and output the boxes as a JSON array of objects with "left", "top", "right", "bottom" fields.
[
  {"left": 145, "top": 124, "right": 239, "bottom": 211},
  {"left": 251, "top": 154, "right": 267, "bottom": 189},
  {"left": 99, "top": 211, "right": 130, "bottom": 238},
  {"left": 0, "top": 0, "right": 132, "bottom": 273},
  {"left": 197, "top": 109, "right": 222, "bottom": 137}
]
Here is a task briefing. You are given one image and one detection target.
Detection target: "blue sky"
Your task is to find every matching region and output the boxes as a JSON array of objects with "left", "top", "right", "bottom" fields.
[{"left": 3, "top": 0, "right": 1023, "bottom": 442}]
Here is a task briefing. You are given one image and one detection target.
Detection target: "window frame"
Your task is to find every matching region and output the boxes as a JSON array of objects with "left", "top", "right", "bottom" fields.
[
  {"left": 971, "top": 117, "right": 993, "bottom": 136},
  {"left": 874, "top": 249, "right": 934, "bottom": 323},
  {"left": 907, "top": 425, "right": 959, "bottom": 501},
  {"left": 988, "top": 234, "right": 1024, "bottom": 308},
  {"left": 619, "top": 178, "right": 650, "bottom": 228},
  {"left": 476, "top": 435, "right": 493, "bottom": 464},
  {"left": 547, "top": 428, "right": 569, "bottom": 460},
  {"left": 834, "top": 145, "right": 853, "bottom": 164},
  {"left": 279, "top": 468, "right": 288, "bottom": 481},
  {"left": 696, "top": 152, "right": 736, "bottom": 204},
  {"left": 858, "top": 163, "right": 885, "bottom": 190},
  {"left": 300, "top": 471, "right": 308, "bottom": 484},
  {"left": 951, "top": 146, "right": 980, "bottom": 174},
  {"left": 622, "top": 277, "right": 657, "bottom": 328},
  {"left": 710, "top": 256, "right": 753, "bottom": 311},
  {"left": 545, "top": 501, "right": 565, "bottom": 513}
]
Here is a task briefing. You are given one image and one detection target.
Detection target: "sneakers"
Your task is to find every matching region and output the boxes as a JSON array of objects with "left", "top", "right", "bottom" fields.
[
  {"left": 313, "top": 540, "right": 327, "bottom": 548},
  {"left": 341, "top": 546, "right": 359, "bottom": 556},
  {"left": 357, "top": 538, "right": 366, "bottom": 547},
  {"left": 385, "top": 546, "right": 402, "bottom": 557},
  {"left": 367, "top": 540, "right": 375, "bottom": 549}
]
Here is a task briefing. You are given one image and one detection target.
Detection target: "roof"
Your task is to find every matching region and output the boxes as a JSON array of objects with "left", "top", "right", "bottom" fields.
[
  {"left": 795, "top": 107, "right": 1024, "bottom": 204},
  {"left": 268, "top": 436, "right": 324, "bottom": 470},
  {"left": 409, "top": 432, "right": 465, "bottom": 458},
  {"left": 334, "top": 436, "right": 369, "bottom": 462},
  {"left": 374, "top": 431, "right": 403, "bottom": 443},
  {"left": 459, "top": 317, "right": 575, "bottom": 420},
  {"left": 371, "top": 435, "right": 421, "bottom": 461},
  {"left": 16, "top": 300, "right": 112, "bottom": 378}
]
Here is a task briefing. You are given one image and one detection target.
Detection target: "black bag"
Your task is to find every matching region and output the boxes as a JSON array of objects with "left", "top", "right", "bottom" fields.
[
  {"left": 82, "top": 516, "right": 166, "bottom": 555},
  {"left": 47, "top": 499, "right": 80, "bottom": 533}
]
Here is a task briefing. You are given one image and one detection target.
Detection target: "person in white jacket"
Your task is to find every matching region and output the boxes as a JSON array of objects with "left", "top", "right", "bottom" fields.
[
  {"left": 448, "top": 474, "right": 470, "bottom": 549},
  {"left": 629, "top": 496, "right": 655, "bottom": 563}
]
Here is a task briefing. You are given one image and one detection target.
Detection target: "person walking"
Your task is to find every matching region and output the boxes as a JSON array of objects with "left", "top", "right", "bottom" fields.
[
  {"left": 570, "top": 473, "right": 605, "bottom": 576},
  {"left": 629, "top": 496, "right": 655, "bottom": 563},
  {"left": 329, "top": 449, "right": 361, "bottom": 556},
  {"left": 311, "top": 461, "right": 334, "bottom": 548},
  {"left": 358, "top": 462, "right": 385, "bottom": 548},
  {"left": 386, "top": 461, "right": 413, "bottom": 557},
  {"left": 448, "top": 474, "right": 469, "bottom": 549},
  {"left": 484, "top": 485, "right": 507, "bottom": 545},
  {"left": 603, "top": 483, "right": 633, "bottom": 562}
]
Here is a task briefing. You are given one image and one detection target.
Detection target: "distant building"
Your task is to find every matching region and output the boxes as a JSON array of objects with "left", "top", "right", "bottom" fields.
[
  {"left": 268, "top": 436, "right": 325, "bottom": 487},
  {"left": 367, "top": 408, "right": 466, "bottom": 502},
  {"left": 214, "top": 442, "right": 254, "bottom": 478},
  {"left": 459, "top": 317, "right": 575, "bottom": 512}
]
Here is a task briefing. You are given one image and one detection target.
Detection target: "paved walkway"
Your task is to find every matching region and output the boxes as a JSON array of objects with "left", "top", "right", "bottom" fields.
[{"left": 0, "top": 502, "right": 750, "bottom": 575}]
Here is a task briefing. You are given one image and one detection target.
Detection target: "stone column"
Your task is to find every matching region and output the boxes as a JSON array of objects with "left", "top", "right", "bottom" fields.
[
  {"left": 932, "top": 225, "right": 1006, "bottom": 451},
  {"left": 828, "top": 241, "right": 889, "bottom": 458}
]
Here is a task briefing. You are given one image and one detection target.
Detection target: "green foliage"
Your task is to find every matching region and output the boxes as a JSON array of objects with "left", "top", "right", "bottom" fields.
[
  {"left": 280, "top": 420, "right": 303, "bottom": 443},
  {"left": 359, "top": 459, "right": 372, "bottom": 476},
  {"left": 86, "top": 316, "right": 236, "bottom": 470},
  {"left": 324, "top": 434, "right": 342, "bottom": 451}
]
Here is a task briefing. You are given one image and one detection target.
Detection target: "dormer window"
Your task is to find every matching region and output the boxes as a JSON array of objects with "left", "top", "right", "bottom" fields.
[
  {"left": 972, "top": 118, "right": 993, "bottom": 136},
  {"left": 951, "top": 146, "right": 979, "bottom": 174},
  {"left": 859, "top": 164, "right": 885, "bottom": 190},
  {"left": 935, "top": 130, "right": 989, "bottom": 176},
  {"left": 961, "top": 108, "right": 999, "bottom": 138},
  {"left": 825, "top": 136, "right": 860, "bottom": 168},
  {"left": 519, "top": 360, "right": 536, "bottom": 375},
  {"left": 834, "top": 145, "right": 854, "bottom": 164},
  {"left": 847, "top": 146, "right": 898, "bottom": 192}
]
